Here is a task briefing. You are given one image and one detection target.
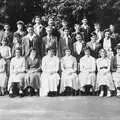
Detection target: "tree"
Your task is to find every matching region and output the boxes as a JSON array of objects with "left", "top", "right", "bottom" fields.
[{"left": 0, "top": 0, "right": 120, "bottom": 31}]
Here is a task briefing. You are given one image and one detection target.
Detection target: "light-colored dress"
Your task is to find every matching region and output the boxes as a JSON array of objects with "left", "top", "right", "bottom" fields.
[
  {"left": 0, "top": 46, "right": 11, "bottom": 59},
  {"left": 112, "top": 55, "right": 120, "bottom": 88},
  {"left": 0, "top": 58, "right": 7, "bottom": 88},
  {"left": 8, "top": 57, "right": 26, "bottom": 90},
  {"left": 60, "top": 55, "right": 78, "bottom": 93},
  {"left": 103, "top": 38, "right": 111, "bottom": 52},
  {"left": 79, "top": 55, "right": 96, "bottom": 90},
  {"left": 25, "top": 57, "right": 41, "bottom": 89},
  {"left": 96, "top": 57, "right": 115, "bottom": 90},
  {"left": 0, "top": 45, "right": 11, "bottom": 76},
  {"left": 40, "top": 55, "right": 60, "bottom": 96}
]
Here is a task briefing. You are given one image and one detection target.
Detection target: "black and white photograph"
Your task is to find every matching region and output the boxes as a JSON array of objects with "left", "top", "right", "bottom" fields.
[{"left": 0, "top": 0, "right": 120, "bottom": 120}]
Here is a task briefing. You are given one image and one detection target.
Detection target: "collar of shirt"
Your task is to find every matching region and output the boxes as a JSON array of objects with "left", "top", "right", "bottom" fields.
[
  {"left": 64, "top": 35, "right": 71, "bottom": 39},
  {"left": 16, "top": 30, "right": 24, "bottom": 34},
  {"left": 27, "top": 34, "right": 36, "bottom": 41},
  {"left": 81, "top": 24, "right": 89, "bottom": 29},
  {"left": 104, "top": 37, "right": 111, "bottom": 41}
]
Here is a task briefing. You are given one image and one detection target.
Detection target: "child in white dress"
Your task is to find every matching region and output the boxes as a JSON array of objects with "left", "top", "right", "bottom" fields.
[
  {"left": 0, "top": 54, "right": 7, "bottom": 95},
  {"left": 96, "top": 49, "right": 115, "bottom": 97}
]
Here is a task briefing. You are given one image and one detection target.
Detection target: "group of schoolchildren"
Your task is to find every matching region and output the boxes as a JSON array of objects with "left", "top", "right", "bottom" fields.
[{"left": 0, "top": 15, "right": 119, "bottom": 97}]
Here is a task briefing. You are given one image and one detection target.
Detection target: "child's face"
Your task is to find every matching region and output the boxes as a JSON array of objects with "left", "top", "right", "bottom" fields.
[
  {"left": 35, "top": 17, "right": 40, "bottom": 24},
  {"left": 2, "top": 41, "right": 7, "bottom": 46},
  {"left": 117, "top": 49, "right": 120, "bottom": 55},
  {"left": 30, "top": 50, "right": 36, "bottom": 57},
  {"left": 91, "top": 36, "right": 96, "bottom": 41},
  {"left": 64, "top": 29, "right": 69, "bottom": 36},
  {"left": 82, "top": 19, "right": 87, "bottom": 24},
  {"left": 48, "top": 19, "right": 54, "bottom": 26},
  {"left": 110, "top": 25, "right": 115, "bottom": 32},
  {"left": 84, "top": 50, "right": 90, "bottom": 56},
  {"left": 76, "top": 34, "right": 82, "bottom": 42},
  {"left": 94, "top": 25, "right": 100, "bottom": 31},
  {"left": 13, "top": 37, "right": 19, "bottom": 43},
  {"left": 27, "top": 27, "right": 34, "bottom": 34},
  {"left": 48, "top": 50, "right": 54, "bottom": 56},
  {"left": 4, "top": 25, "right": 10, "bottom": 30},
  {"left": 15, "top": 50, "right": 21, "bottom": 57},
  {"left": 105, "top": 32, "right": 110, "bottom": 38},
  {"left": 65, "top": 50, "right": 71, "bottom": 56},
  {"left": 100, "top": 51, "right": 106, "bottom": 58},
  {"left": 62, "top": 21, "right": 67, "bottom": 27},
  {"left": 17, "top": 24, "right": 23, "bottom": 30}
]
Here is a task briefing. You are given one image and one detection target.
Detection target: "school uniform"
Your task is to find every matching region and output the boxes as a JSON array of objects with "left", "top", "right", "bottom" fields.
[
  {"left": 79, "top": 55, "right": 96, "bottom": 90},
  {"left": 60, "top": 55, "right": 78, "bottom": 93},
  {"left": 8, "top": 56, "right": 26, "bottom": 90},
  {"left": 96, "top": 57, "right": 115, "bottom": 91},
  {"left": 40, "top": 55, "right": 60, "bottom": 96},
  {"left": 73, "top": 40, "right": 85, "bottom": 61},
  {"left": 112, "top": 55, "right": 120, "bottom": 88},
  {"left": 22, "top": 34, "right": 40, "bottom": 57},
  {"left": 42, "top": 35, "right": 58, "bottom": 57},
  {"left": 25, "top": 57, "right": 41, "bottom": 90}
]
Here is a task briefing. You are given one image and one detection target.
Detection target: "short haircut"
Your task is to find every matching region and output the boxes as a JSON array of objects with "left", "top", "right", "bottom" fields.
[{"left": 46, "top": 47, "right": 54, "bottom": 52}]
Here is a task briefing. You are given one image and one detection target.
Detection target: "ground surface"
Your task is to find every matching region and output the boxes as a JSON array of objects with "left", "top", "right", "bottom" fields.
[{"left": 0, "top": 96, "right": 120, "bottom": 120}]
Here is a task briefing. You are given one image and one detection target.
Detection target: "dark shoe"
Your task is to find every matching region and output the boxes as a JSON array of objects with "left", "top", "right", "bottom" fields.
[
  {"left": 73, "top": 89, "right": 77, "bottom": 96},
  {"left": 35, "top": 89, "right": 39, "bottom": 96},
  {"left": 9, "top": 90, "right": 15, "bottom": 98},
  {"left": 0, "top": 91, "right": 2, "bottom": 96}
]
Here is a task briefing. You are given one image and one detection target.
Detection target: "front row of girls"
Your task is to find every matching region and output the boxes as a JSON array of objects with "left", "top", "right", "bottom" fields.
[{"left": 0, "top": 45, "right": 120, "bottom": 97}]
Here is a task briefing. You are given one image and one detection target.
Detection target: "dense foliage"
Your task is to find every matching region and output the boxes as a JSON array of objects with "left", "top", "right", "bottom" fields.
[{"left": 0, "top": 0, "right": 120, "bottom": 30}]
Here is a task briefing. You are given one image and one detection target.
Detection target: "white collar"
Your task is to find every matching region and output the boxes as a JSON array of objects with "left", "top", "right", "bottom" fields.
[{"left": 27, "top": 33, "right": 36, "bottom": 39}]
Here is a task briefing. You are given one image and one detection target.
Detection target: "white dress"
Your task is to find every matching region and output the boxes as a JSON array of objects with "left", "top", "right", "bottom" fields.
[
  {"left": 79, "top": 55, "right": 96, "bottom": 90},
  {"left": 0, "top": 46, "right": 11, "bottom": 77},
  {"left": 60, "top": 55, "right": 78, "bottom": 93},
  {"left": 103, "top": 38, "right": 111, "bottom": 51},
  {"left": 0, "top": 46, "right": 11, "bottom": 59},
  {"left": 8, "top": 57, "right": 26, "bottom": 90},
  {"left": 112, "top": 55, "right": 120, "bottom": 88},
  {"left": 0, "top": 59, "right": 7, "bottom": 88},
  {"left": 96, "top": 57, "right": 115, "bottom": 91},
  {"left": 40, "top": 55, "right": 60, "bottom": 96}
]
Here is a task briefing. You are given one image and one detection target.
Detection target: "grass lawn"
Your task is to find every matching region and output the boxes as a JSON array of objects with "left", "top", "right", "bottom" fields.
[{"left": 0, "top": 96, "right": 120, "bottom": 120}]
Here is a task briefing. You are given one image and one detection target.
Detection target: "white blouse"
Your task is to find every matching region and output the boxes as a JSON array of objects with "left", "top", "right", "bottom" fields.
[
  {"left": 10, "top": 57, "right": 25, "bottom": 75},
  {"left": 97, "top": 58, "right": 110, "bottom": 72},
  {"left": 0, "top": 46, "right": 11, "bottom": 59},
  {"left": 80, "top": 55, "right": 96, "bottom": 72},
  {"left": 103, "top": 38, "right": 111, "bottom": 51},
  {"left": 41, "top": 55, "right": 59, "bottom": 73},
  {"left": 61, "top": 55, "right": 77, "bottom": 72}
]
